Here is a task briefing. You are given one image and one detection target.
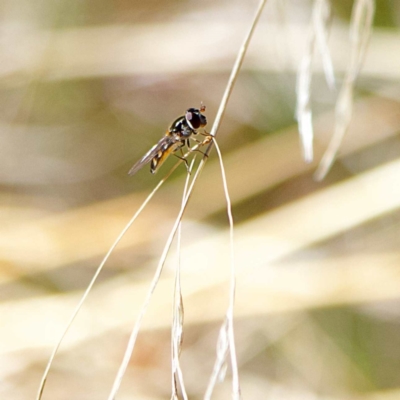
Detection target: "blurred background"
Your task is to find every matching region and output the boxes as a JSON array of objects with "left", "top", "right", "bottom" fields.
[{"left": 1, "top": 0, "right": 400, "bottom": 399}]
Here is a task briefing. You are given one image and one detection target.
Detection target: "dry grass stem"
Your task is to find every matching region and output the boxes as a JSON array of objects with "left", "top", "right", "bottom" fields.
[
  {"left": 36, "top": 163, "right": 179, "bottom": 400},
  {"left": 3, "top": 2, "right": 398, "bottom": 400},
  {"left": 105, "top": 0, "right": 268, "bottom": 395},
  {"left": 106, "top": 147, "right": 211, "bottom": 399},
  {"left": 199, "top": 0, "right": 269, "bottom": 392},
  {"left": 296, "top": 0, "right": 334, "bottom": 163},
  {"left": 207, "top": 0, "right": 267, "bottom": 144},
  {"left": 314, "top": 0, "right": 335, "bottom": 89},
  {"left": 314, "top": 0, "right": 375, "bottom": 180},
  {"left": 38, "top": 0, "right": 267, "bottom": 397},
  {"left": 170, "top": 159, "right": 195, "bottom": 400},
  {"left": 36, "top": 142, "right": 205, "bottom": 400},
  {"left": 204, "top": 138, "right": 240, "bottom": 399}
]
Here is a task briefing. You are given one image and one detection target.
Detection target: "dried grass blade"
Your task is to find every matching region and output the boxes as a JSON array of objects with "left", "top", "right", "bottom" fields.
[
  {"left": 204, "top": 138, "right": 240, "bottom": 400},
  {"left": 107, "top": 156, "right": 207, "bottom": 400},
  {"left": 296, "top": 43, "right": 314, "bottom": 163},
  {"left": 314, "top": 0, "right": 375, "bottom": 180},
  {"left": 105, "top": 0, "right": 267, "bottom": 395},
  {"left": 204, "top": 319, "right": 230, "bottom": 400},
  {"left": 170, "top": 159, "right": 196, "bottom": 400},
  {"left": 36, "top": 164, "right": 179, "bottom": 400},
  {"left": 207, "top": 0, "right": 267, "bottom": 142},
  {"left": 37, "top": 0, "right": 267, "bottom": 389},
  {"left": 296, "top": 0, "right": 334, "bottom": 163},
  {"left": 314, "top": 0, "right": 335, "bottom": 89},
  {"left": 200, "top": 1, "right": 267, "bottom": 397}
]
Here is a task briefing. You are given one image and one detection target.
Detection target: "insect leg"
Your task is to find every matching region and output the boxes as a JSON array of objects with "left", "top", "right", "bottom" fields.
[
  {"left": 173, "top": 154, "right": 190, "bottom": 173},
  {"left": 188, "top": 147, "right": 208, "bottom": 158},
  {"left": 186, "top": 135, "right": 213, "bottom": 157}
]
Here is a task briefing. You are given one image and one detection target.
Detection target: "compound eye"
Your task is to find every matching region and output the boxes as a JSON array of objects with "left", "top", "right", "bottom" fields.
[{"left": 186, "top": 109, "right": 202, "bottom": 129}]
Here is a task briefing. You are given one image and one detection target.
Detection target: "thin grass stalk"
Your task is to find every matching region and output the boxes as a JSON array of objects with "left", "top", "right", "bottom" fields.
[
  {"left": 204, "top": 138, "right": 239, "bottom": 400},
  {"left": 36, "top": 142, "right": 206, "bottom": 400},
  {"left": 296, "top": 0, "right": 334, "bottom": 163},
  {"left": 314, "top": 0, "right": 335, "bottom": 89},
  {"left": 39, "top": 0, "right": 267, "bottom": 396},
  {"left": 170, "top": 159, "right": 196, "bottom": 400},
  {"left": 107, "top": 157, "right": 208, "bottom": 400},
  {"left": 36, "top": 164, "right": 180, "bottom": 400},
  {"left": 206, "top": 0, "right": 267, "bottom": 146},
  {"left": 168, "top": 0, "right": 268, "bottom": 390},
  {"left": 314, "top": 0, "right": 375, "bottom": 180},
  {"left": 296, "top": 33, "right": 314, "bottom": 162},
  {"left": 205, "top": 319, "right": 229, "bottom": 400},
  {"left": 178, "top": 0, "right": 268, "bottom": 392}
]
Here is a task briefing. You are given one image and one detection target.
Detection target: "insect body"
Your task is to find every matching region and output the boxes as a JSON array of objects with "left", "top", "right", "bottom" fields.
[{"left": 128, "top": 106, "right": 207, "bottom": 176}]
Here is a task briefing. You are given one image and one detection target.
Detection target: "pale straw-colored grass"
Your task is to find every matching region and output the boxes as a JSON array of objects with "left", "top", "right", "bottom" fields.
[
  {"left": 296, "top": 0, "right": 334, "bottom": 163},
  {"left": 315, "top": 0, "right": 375, "bottom": 180},
  {"left": 36, "top": 141, "right": 207, "bottom": 400},
  {"left": 37, "top": 0, "right": 268, "bottom": 397}
]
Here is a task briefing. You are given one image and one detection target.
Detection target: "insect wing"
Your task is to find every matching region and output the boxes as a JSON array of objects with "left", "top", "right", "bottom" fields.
[
  {"left": 150, "top": 139, "right": 182, "bottom": 173},
  {"left": 128, "top": 136, "right": 175, "bottom": 176}
]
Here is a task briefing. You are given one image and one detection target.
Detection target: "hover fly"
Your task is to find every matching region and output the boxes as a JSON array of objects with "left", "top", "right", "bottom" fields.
[{"left": 128, "top": 105, "right": 207, "bottom": 176}]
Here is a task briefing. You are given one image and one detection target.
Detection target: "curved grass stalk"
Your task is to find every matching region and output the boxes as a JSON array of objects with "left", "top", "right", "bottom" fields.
[
  {"left": 108, "top": 0, "right": 268, "bottom": 395},
  {"left": 38, "top": 0, "right": 267, "bottom": 397},
  {"left": 170, "top": 159, "right": 196, "bottom": 400},
  {"left": 204, "top": 138, "right": 239, "bottom": 400},
  {"left": 107, "top": 156, "right": 207, "bottom": 400},
  {"left": 313, "top": 0, "right": 335, "bottom": 89},
  {"left": 36, "top": 144, "right": 204, "bottom": 400},
  {"left": 206, "top": 0, "right": 267, "bottom": 145},
  {"left": 36, "top": 177, "right": 167, "bottom": 400},
  {"left": 296, "top": 0, "right": 334, "bottom": 163},
  {"left": 314, "top": 0, "right": 375, "bottom": 180}
]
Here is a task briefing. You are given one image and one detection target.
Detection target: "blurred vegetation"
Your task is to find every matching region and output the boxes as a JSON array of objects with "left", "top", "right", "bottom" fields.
[{"left": 1, "top": 1, "right": 400, "bottom": 399}]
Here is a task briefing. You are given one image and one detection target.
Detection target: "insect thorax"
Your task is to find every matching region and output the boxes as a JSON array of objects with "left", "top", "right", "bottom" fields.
[{"left": 169, "top": 116, "right": 195, "bottom": 138}]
